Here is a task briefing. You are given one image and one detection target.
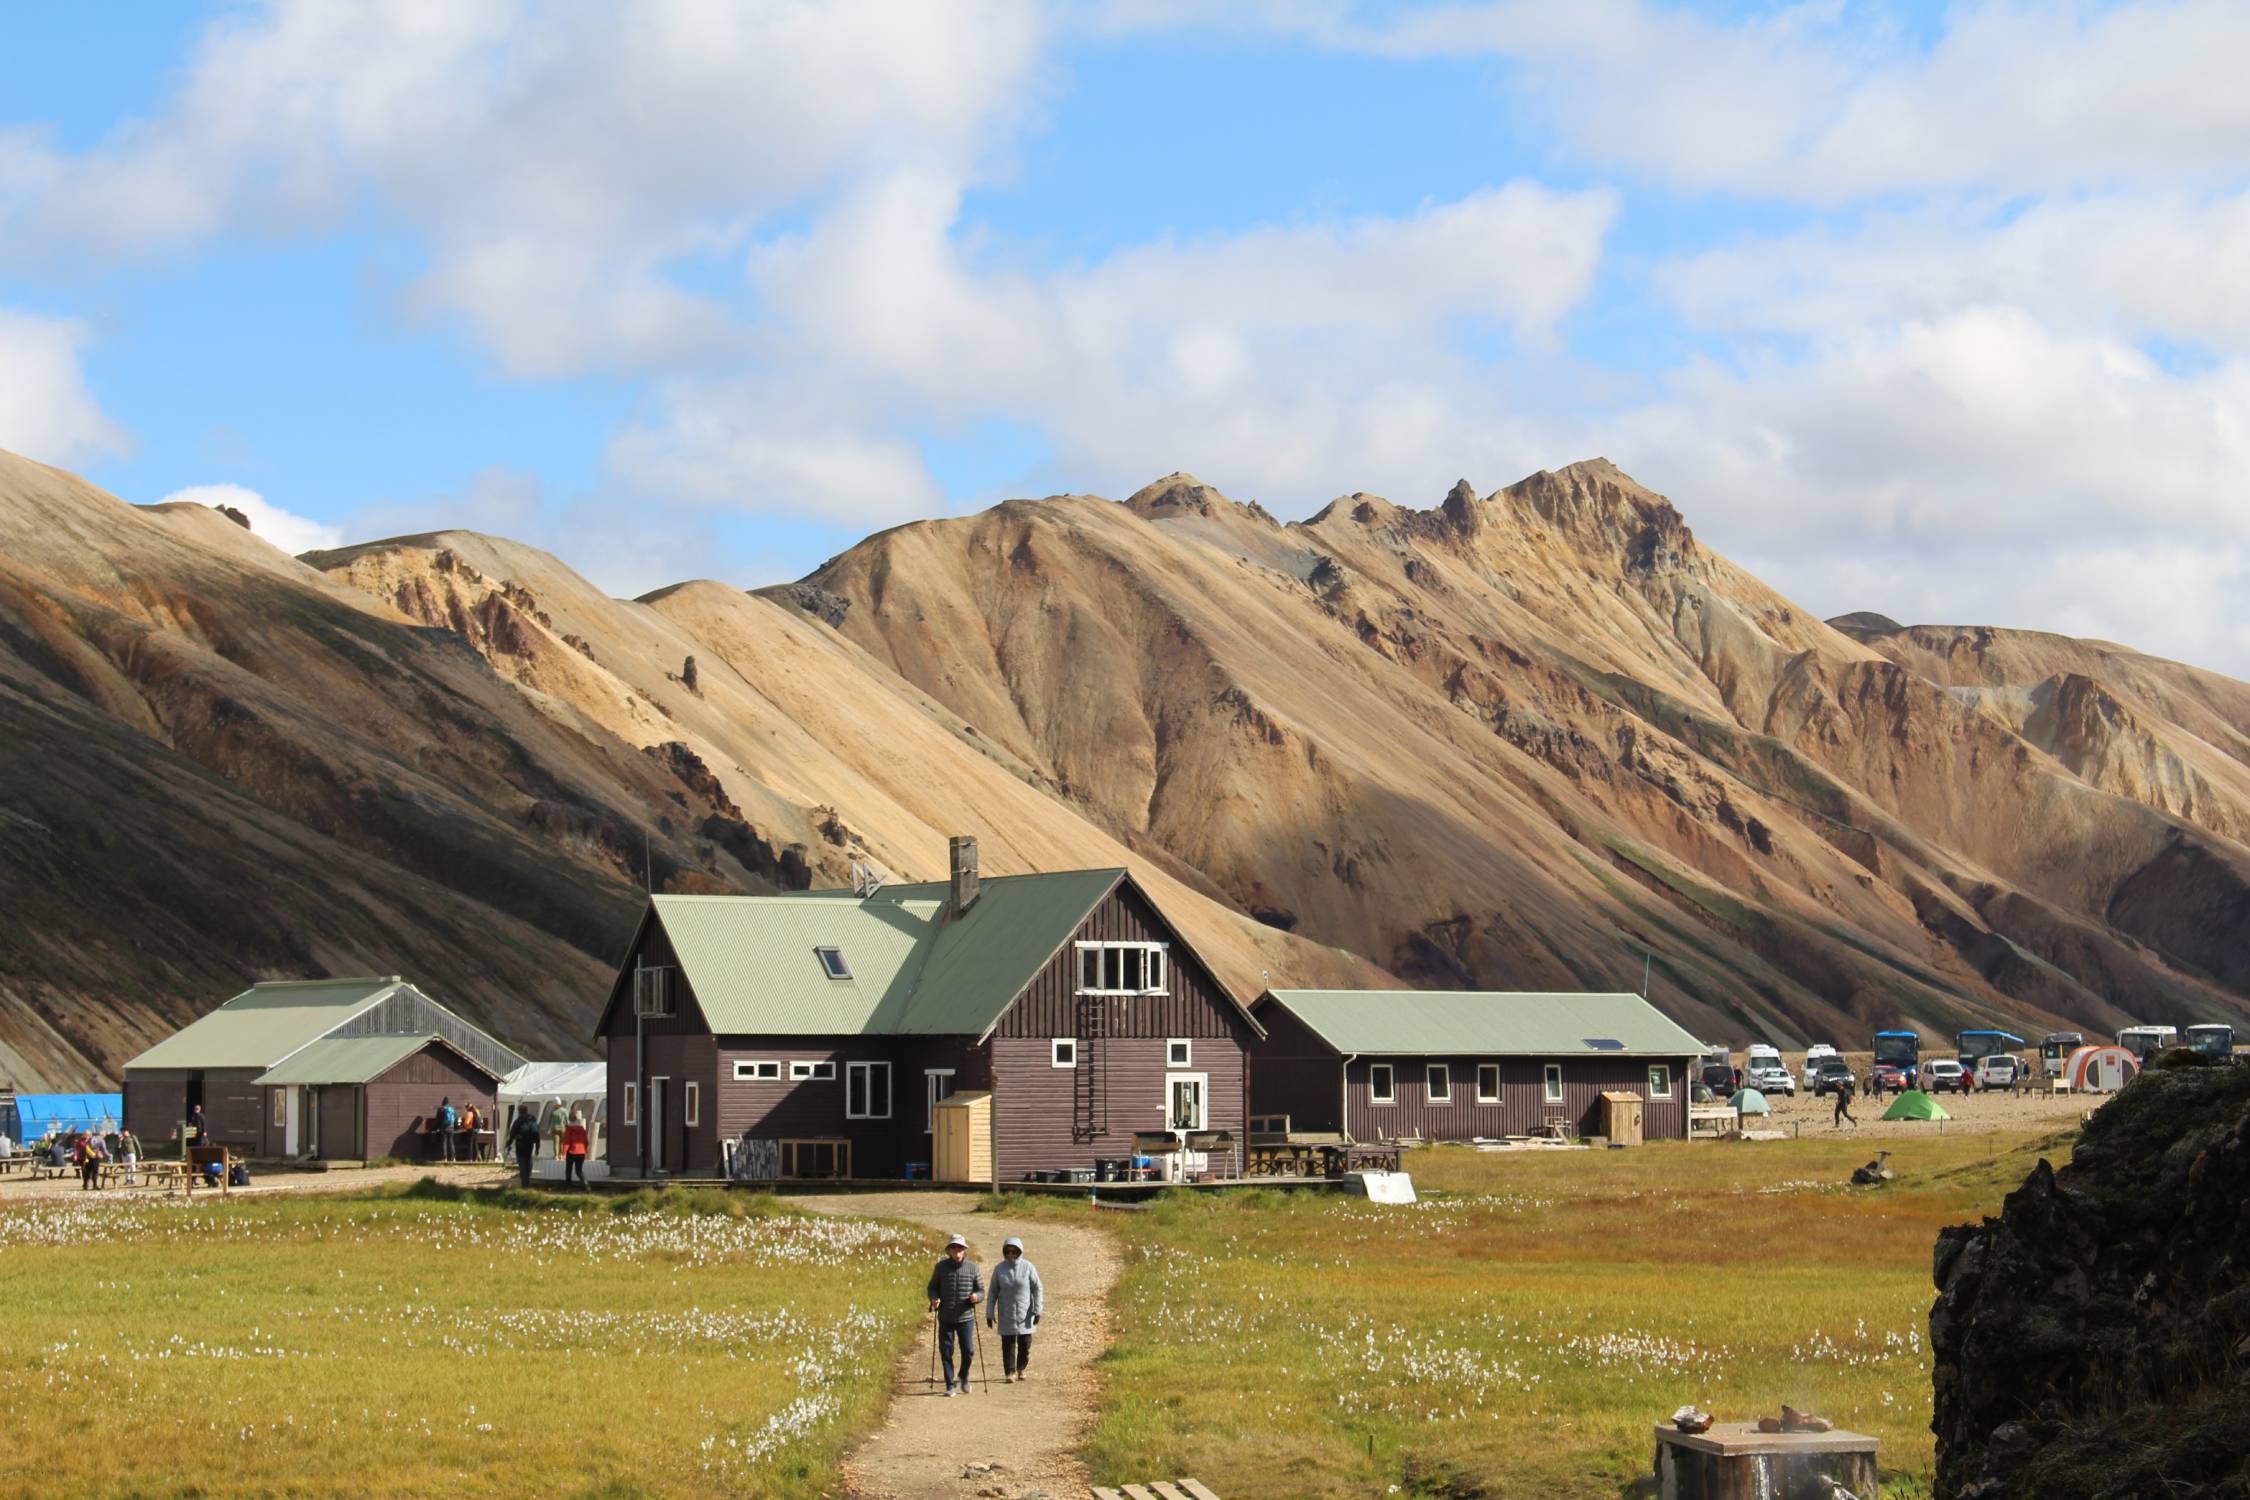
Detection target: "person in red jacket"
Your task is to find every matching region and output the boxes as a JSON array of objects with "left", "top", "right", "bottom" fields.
[{"left": 562, "top": 1110, "right": 590, "bottom": 1190}]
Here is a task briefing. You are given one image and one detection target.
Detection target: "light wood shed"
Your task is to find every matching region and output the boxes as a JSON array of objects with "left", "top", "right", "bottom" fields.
[
  {"left": 1600, "top": 1090, "right": 1645, "bottom": 1146},
  {"left": 933, "top": 1091, "right": 993, "bottom": 1184}
]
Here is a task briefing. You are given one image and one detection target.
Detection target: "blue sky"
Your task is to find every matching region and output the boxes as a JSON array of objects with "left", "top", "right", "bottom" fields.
[{"left": 2, "top": 1, "right": 2246, "bottom": 672}]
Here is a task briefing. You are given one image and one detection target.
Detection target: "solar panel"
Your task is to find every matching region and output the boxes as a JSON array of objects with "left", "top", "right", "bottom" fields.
[{"left": 1581, "top": 1038, "right": 1625, "bottom": 1050}]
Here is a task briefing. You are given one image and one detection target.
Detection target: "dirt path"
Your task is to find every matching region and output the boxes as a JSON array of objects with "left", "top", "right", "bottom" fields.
[{"left": 790, "top": 1191, "right": 1119, "bottom": 1500}]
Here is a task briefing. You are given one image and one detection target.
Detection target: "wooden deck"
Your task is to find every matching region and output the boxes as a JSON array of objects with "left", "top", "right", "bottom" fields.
[
  {"left": 603, "top": 1173, "right": 1359, "bottom": 1200},
  {"left": 1093, "top": 1480, "right": 1221, "bottom": 1500}
]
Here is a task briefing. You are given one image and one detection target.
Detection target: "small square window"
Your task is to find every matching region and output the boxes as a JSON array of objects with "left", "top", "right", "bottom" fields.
[
  {"left": 815, "top": 946, "right": 850, "bottom": 980},
  {"left": 1542, "top": 1064, "right": 1564, "bottom": 1104},
  {"left": 1647, "top": 1065, "right": 1673, "bottom": 1099},
  {"left": 790, "top": 1060, "right": 837, "bottom": 1081},
  {"left": 1369, "top": 1063, "right": 1395, "bottom": 1104},
  {"left": 734, "top": 1060, "right": 780, "bottom": 1082},
  {"left": 1426, "top": 1064, "right": 1450, "bottom": 1102},
  {"left": 1167, "top": 1038, "right": 1191, "bottom": 1067},
  {"left": 1051, "top": 1039, "right": 1077, "bottom": 1068},
  {"left": 1476, "top": 1063, "right": 1500, "bottom": 1103}
]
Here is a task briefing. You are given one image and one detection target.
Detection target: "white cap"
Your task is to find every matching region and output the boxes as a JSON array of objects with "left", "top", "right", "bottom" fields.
[{"left": 946, "top": 1233, "right": 968, "bottom": 1249}]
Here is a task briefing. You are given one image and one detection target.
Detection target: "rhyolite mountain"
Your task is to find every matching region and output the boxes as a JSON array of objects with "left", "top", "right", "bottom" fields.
[{"left": 2, "top": 445, "right": 2246, "bottom": 1087}]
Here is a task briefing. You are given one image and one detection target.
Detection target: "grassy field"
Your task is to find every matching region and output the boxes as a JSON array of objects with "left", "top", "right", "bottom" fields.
[
  {"left": 0, "top": 1182, "right": 925, "bottom": 1498},
  {"left": 989, "top": 1129, "right": 2069, "bottom": 1499}
]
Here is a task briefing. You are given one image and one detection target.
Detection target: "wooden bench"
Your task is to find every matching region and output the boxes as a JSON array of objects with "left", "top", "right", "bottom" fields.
[
  {"left": 1092, "top": 1480, "right": 1220, "bottom": 1500},
  {"left": 0, "top": 1152, "right": 33, "bottom": 1176},
  {"left": 183, "top": 1145, "right": 234, "bottom": 1193}
]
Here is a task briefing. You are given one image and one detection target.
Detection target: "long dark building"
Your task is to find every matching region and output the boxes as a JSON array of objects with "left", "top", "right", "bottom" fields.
[
  {"left": 1250, "top": 988, "right": 1706, "bottom": 1142},
  {"left": 591, "top": 838, "right": 1261, "bottom": 1184}
]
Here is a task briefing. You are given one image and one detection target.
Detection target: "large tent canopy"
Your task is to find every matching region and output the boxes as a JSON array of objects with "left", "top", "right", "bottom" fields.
[
  {"left": 7, "top": 1094, "right": 121, "bottom": 1140},
  {"left": 498, "top": 1061, "right": 606, "bottom": 1111}
]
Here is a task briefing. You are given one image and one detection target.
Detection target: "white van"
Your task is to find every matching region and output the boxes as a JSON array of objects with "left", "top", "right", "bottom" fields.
[
  {"left": 1744, "top": 1044, "right": 1795, "bottom": 1096},
  {"left": 1800, "top": 1043, "right": 1840, "bottom": 1092},
  {"left": 2117, "top": 1025, "right": 2178, "bottom": 1063}
]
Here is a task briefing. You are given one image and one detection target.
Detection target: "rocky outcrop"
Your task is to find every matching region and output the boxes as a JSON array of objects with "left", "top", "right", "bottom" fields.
[{"left": 1930, "top": 1061, "right": 2250, "bottom": 1498}]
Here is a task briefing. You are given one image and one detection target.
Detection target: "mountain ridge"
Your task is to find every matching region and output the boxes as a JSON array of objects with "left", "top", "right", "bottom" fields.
[{"left": 3, "top": 444, "right": 2246, "bottom": 1087}]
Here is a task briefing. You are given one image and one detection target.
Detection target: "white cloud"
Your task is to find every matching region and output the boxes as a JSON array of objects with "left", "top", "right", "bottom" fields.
[
  {"left": 0, "top": 0, "right": 1048, "bottom": 375},
  {"left": 158, "top": 483, "right": 344, "bottom": 555},
  {"left": 1314, "top": 0, "right": 2250, "bottom": 201},
  {"left": 0, "top": 308, "right": 129, "bottom": 467},
  {"left": 608, "top": 175, "right": 1619, "bottom": 519}
]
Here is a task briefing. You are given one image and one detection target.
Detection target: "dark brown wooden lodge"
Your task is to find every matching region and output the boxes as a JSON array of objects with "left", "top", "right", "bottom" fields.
[
  {"left": 1250, "top": 988, "right": 1706, "bottom": 1143},
  {"left": 591, "top": 838, "right": 1262, "bottom": 1185},
  {"left": 121, "top": 978, "right": 526, "bottom": 1161}
]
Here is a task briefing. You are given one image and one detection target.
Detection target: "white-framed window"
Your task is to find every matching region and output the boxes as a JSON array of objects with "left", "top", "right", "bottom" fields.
[
  {"left": 1426, "top": 1063, "right": 1450, "bottom": 1102},
  {"left": 925, "top": 1069, "right": 956, "bottom": 1132},
  {"left": 1075, "top": 941, "right": 1169, "bottom": 996},
  {"left": 1167, "top": 1038, "right": 1192, "bottom": 1067},
  {"left": 1542, "top": 1064, "right": 1563, "bottom": 1104},
  {"left": 1476, "top": 1063, "right": 1500, "bottom": 1103},
  {"left": 846, "top": 1061, "right": 892, "bottom": 1119},
  {"left": 271, "top": 1089, "right": 286, "bottom": 1128},
  {"left": 1051, "top": 1039, "right": 1077, "bottom": 1069},
  {"left": 789, "top": 1060, "right": 837, "bottom": 1081},
  {"left": 815, "top": 946, "right": 851, "bottom": 980},
  {"left": 1648, "top": 1065, "right": 1673, "bottom": 1099},
  {"left": 1166, "top": 1073, "right": 1207, "bottom": 1131},
  {"left": 733, "top": 1059, "right": 780, "bottom": 1081},
  {"left": 1369, "top": 1063, "right": 1395, "bottom": 1104},
  {"left": 623, "top": 1081, "right": 638, "bottom": 1126},
  {"left": 684, "top": 1081, "right": 701, "bottom": 1127}
]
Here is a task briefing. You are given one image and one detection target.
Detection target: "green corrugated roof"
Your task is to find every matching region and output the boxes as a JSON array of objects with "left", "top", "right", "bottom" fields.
[
  {"left": 123, "top": 979, "right": 405, "bottom": 1071},
  {"left": 1264, "top": 989, "right": 1707, "bottom": 1057},
  {"left": 647, "top": 869, "right": 1125, "bottom": 1038},
  {"left": 254, "top": 1034, "right": 441, "bottom": 1086}
]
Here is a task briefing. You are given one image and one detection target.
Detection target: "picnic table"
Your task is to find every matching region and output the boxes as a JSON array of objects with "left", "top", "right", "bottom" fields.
[{"left": 0, "top": 1152, "right": 32, "bottom": 1176}]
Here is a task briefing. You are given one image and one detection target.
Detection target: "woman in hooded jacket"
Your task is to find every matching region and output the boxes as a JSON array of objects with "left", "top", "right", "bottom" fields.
[{"left": 985, "top": 1236, "right": 1044, "bottom": 1382}]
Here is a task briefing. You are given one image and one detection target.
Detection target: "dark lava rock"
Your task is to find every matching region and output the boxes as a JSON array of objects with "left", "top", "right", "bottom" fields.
[{"left": 1929, "top": 1064, "right": 2250, "bottom": 1498}]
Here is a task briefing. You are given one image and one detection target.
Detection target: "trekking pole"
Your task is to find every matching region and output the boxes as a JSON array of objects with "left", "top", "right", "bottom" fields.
[
  {"left": 928, "top": 1310, "right": 939, "bottom": 1390},
  {"left": 977, "top": 1315, "right": 990, "bottom": 1392}
]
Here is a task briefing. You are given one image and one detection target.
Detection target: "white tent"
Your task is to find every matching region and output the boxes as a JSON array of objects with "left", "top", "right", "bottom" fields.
[{"left": 498, "top": 1061, "right": 609, "bottom": 1180}]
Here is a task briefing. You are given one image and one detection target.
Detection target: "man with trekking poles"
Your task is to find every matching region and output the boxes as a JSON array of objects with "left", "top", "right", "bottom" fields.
[{"left": 927, "top": 1232, "right": 983, "bottom": 1395}]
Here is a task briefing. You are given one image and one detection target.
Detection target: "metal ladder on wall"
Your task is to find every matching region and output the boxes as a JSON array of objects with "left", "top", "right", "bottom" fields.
[{"left": 1072, "top": 992, "right": 1108, "bottom": 1142}]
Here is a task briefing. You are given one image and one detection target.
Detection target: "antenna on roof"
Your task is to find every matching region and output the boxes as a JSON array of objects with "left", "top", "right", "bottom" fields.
[
  {"left": 644, "top": 828, "right": 653, "bottom": 895},
  {"left": 850, "top": 859, "right": 884, "bottom": 898},
  {"left": 1641, "top": 950, "right": 1653, "bottom": 998}
]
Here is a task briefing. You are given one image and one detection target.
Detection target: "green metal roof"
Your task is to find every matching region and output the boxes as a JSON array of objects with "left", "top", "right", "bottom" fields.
[
  {"left": 254, "top": 1034, "right": 453, "bottom": 1086},
  {"left": 1263, "top": 989, "right": 1707, "bottom": 1058},
  {"left": 646, "top": 869, "right": 1126, "bottom": 1038},
  {"left": 122, "top": 979, "right": 406, "bottom": 1071}
]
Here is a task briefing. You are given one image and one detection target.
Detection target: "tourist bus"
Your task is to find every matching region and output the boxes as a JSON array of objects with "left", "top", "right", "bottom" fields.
[
  {"left": 1955, "top": 1029, "right": 2026, "bottom": 1067},
  {"left": 2039, "top": 1031, "right": 2085, "bottom": 1077},
  {"left": 2116, "top": 1025, "right": 2178, "bottom": 1062},
  {"left": 1872, "top": 1030, "right": 1920, "bottom": 1086},
  {"left": 2185, "top": 1024, "right": 2236, "bottom": 1062}
]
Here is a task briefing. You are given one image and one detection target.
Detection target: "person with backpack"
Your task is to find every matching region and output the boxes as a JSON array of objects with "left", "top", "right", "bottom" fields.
[
  {"left": 925, "top": 1233, "right": 983, "bottom": 1395},
  {"left": 506, "top": 1105, "right": 542, "bottom": 1188},
  {"left": 562, "top": 1110, "right": 591, "bottom": 1189},
  {"left": 985, "top": 1236, "right": 1044, "bottom": 1383},
  {"left": 75, "top": 1131, "right": 107, "bottom": 1190},
  {"left": 434, "top": 1098, "right": 458, "bottom": 1161}
]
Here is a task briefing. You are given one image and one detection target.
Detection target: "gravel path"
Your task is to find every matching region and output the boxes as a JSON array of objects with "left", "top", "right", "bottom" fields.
[{"left": 790, "top": 1191, "right": 1120, "bottom": 1500}]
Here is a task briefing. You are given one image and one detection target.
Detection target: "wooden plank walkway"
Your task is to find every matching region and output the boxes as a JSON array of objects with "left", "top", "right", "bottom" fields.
[{"left": 1091, "top": 1480, "right": 1219, "bottom": 1500}]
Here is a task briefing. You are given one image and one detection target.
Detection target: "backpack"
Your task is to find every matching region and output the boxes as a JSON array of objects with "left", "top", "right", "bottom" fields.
[
  {"left": 228, "top": 1162, "right": 251, "bottom": 1186},
  {"left": 437, "top": 1105, "right": 456, "bottom": 1130}
]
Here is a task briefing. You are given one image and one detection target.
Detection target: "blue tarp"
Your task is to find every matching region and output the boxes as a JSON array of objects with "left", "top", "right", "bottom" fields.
[{"left": 8, "top": 1094, "right": 122, "bottom": 1141}]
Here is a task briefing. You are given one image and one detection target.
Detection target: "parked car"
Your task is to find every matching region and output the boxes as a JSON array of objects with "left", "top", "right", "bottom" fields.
[
  {"left": 1743, "top": 1055, "right": 1796, "bottom": 1097},
  {"left": 1811, "top": 1058, "right": 1857, "bottom": 1096},
  {"left": 1975, "top": 1054, "right": 2024, "bottom": 1090},
  {"left": 1869, "top": 1062, "right": 1910, "bottom": 1095},
  {"left": 1923, "top": 1058, "right": 1966, "bottom": 1093},
  {"left": 1800, "top": 1043, "right": 1841, "bottom": 1092}
]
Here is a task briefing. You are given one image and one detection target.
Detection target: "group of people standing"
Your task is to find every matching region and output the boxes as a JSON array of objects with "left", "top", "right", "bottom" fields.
[
  {"left": 62, "top": 1127, "right": 141, "bottom": 1189},
  {"left": 431, "top": 1098, "right": 590, "bottom": 1186},
  {"left": 926, "top": 1232, "right": 1045, "bottom": 1394}
]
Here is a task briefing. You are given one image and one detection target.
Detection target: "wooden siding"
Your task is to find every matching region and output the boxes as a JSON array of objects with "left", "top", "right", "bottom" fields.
[
  {"left": 363, "top": 1043, "right": 498, "bottom": 1160},
  {"left": 994, "top": 880, "right": 1252, "bottom": 1041},
  {"left": 1343, "top": 1054, "right": 1694, "bottom": 1141},
  {"left": 592, "top": 910, "right": 713, "bottom": 1039},
  {"left": 700, "top": 1036, "right": 984, "bottom": 1180},
  {"left": 1245, "top": 1001, "right": 1347, "bottom": 1133},
  {"left": 329, "top": 989, "right": 526, "bottom": 1078},
  {"left": 989, "top": 879, "right": 1256, "bottom": 1183},
  {"left": 123, "top": 1077, "right": 187, "bottom": 1148},
  {"left": 319, "top": 1085, "right": 361, "bottom": 1159},
  {"left": 989, "top": 1035, "right": 1246, "bottom": 1183},
  {"left": 603, "top": 1031, "right": 719, "bottom": 1175},
  {"left": 202, "top": 1070, "right": 265, "bottom": 1152}
]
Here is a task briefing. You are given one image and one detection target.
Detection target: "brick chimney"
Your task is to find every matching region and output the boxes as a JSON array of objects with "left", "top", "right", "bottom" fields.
[{"left": 948, "top": 835, "right": 980, "bottom": 917}]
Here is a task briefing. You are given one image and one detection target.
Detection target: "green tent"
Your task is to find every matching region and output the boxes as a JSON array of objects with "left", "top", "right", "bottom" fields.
[
  {"left": 1729, "top": 1088, "right": 1770, "bottom": 1116},
  {"left": 1881, "top": 1089, "right": 1951, "bottom": 1121}
]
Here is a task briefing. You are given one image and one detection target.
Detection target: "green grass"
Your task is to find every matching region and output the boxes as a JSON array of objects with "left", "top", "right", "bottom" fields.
[
  {"left": 995, "top": 1129, "right": 2069, "bottom": 1499},
  {"left": 0, "top": 1180, "right": 927, "bottom": 1498}
]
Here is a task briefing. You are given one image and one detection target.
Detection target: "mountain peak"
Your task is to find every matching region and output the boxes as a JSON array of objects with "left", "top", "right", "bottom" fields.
[{"left": 1500, "top": 458, "right": 1694, "bottom": 572}]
